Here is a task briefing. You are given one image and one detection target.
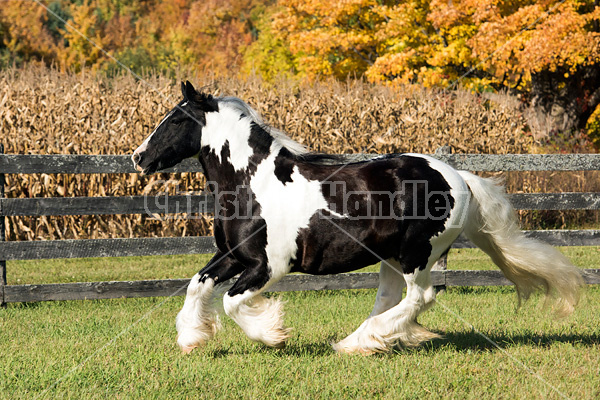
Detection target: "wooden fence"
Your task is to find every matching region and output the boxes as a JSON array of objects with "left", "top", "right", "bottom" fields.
[{"left": 1, "top": 147, "right": 600, "bottom": 304}]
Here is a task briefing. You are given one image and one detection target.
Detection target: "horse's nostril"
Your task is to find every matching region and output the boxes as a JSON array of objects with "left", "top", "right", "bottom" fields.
[{"left": 133, "top": 152, "right": 142, "bottom": 164}]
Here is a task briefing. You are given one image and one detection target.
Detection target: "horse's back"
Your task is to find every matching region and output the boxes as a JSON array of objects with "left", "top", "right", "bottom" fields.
[{"left": 291, "top": 153, "right": 470, "bottom": 275}]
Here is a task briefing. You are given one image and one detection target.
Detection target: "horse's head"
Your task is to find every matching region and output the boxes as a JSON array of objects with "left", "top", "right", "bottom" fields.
[{"left": 132, "top": 81, "right": 218, "bottom": 174}]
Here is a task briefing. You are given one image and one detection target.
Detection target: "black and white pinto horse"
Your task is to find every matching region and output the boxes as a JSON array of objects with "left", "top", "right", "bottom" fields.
[{"left": 132, "top": 81, "right": 583, "bottom": 355}]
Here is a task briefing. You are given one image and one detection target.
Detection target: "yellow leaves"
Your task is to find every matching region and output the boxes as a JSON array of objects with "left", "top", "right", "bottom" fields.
[
  {"left": 277, "top": 0, "right": 431, "bottom": 81},
  {"left": 428, "top": 38, "right": 472, "bottom": 68},
  {"left": 58, "top": 0, "right": 106, "bottom": 71},
  {"left": 468, "top": 0, "right": 599, "bottom": 85},
  {"left": 279, "top": 0, "right": 380, "bottom": 28},
  {"left": 274, "top": 0, "right": 600, "bottom": 96},
  {"left": 0, "top": 0, "right": 60, "bottom": 59},
  {"left": 586, "top": 104, "right": 600, "bottom": 148},
  {"left": 366, "top": 51, "right": 417, "bottom": 84}
]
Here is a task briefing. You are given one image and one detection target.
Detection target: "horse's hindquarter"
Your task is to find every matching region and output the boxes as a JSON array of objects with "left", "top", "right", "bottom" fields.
[{"left": 291, "top": 154, "right": 469, "bottom": 275}]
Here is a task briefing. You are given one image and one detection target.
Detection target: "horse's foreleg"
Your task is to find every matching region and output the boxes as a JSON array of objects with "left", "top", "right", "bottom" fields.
[
  {"left": 176, "top": 253, "right": 244, "bottom": 353},
  {"left": 223, "top": 265, "right": 291, "bottom": 348}
]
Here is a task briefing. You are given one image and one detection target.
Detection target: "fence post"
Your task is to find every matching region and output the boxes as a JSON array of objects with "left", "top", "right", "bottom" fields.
[
  {"left": 432, "top": 146, "right": 452, "bottom": 293},
  {"left": 0, "top": 143, "right": 6, "bottom": 307}
]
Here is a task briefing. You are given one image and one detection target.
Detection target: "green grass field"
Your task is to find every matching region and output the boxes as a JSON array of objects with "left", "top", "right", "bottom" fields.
[
  {"left": 2, "top": 248, "right": 600, "bottom": 399},
  {"left": 6, "top": 246, "right": 599, "bottom": 285}
]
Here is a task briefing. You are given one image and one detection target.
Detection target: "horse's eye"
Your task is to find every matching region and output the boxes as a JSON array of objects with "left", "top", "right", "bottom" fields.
[{"left": 171, "top": 118, "right": 185, "bottom": 126}]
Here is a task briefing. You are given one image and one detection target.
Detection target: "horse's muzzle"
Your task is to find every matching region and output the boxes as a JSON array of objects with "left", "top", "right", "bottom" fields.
[{"left": 131, "top": 152, "right": 145, "bottom": 173}]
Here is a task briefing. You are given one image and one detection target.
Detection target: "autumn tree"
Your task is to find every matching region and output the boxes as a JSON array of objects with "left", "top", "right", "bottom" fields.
[
  {"left": 272, "top": 0, "right": 390, "bottom": 80},
  {"left": 2, "top": 0, "right": 598, "bottom": 140},
  {"left": 57, "top": 0, "right": 109, "bottom": 71},
  {"left": 272, "top": 0, "right": 600, "bottom": 137},
  {"left": 0, "top": 0, "right": 270, "bottom": 74},
  {"left": 182, "top": 0, "right": 273, "bottom": 73},
  {"left": 242, "top": 4, "right": 298, "bottom": 80},
  {"left": 430, "top": 0, "right": 600, "bottom": 135},
  {"left": 0, "top": 1, "right": 62, "bottom": 66}
]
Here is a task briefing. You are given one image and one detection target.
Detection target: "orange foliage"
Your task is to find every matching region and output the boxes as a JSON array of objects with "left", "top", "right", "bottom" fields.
[
  {"left": 57, "top": 1, "right": 107, "bottom": 71},
  {"left": 275, "top": 0, "right": 600, "bottom": 91},
  {"left": 0, "top": 0, "right": 60, "bottom": 62},
  {"left": 0, "top": 0, "right": 268, "bottom": 74},
  {"left": 104, "top": 14, "right": 135, "bottom": 49},
  {"left": 1, "top": 0, "right": 597, "bottom": 87},
  {"left": 0, "top": 0, "right": 598, "bottom": 136},
  {"left": 449, "top": 0, "right": 600, "bottom": 89},
  {"left": 184, "top": 0, "right": 258, "bottom": 72}
]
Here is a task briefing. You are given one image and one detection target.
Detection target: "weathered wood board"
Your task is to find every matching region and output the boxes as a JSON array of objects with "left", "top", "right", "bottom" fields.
[{"left": 5, "top": 269, "right": 599, "bottom": 303}]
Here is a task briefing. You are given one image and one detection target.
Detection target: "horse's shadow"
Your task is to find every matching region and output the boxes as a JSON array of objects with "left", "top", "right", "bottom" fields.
[
  {"left": 410, "top": 330, "right": 600, "bottom": 354},
  {"left": 205, "top": 341, "right": 335, "bottom": 358},
  {"left": 204, "top": 331, "right": 600, "bottom": 358}
]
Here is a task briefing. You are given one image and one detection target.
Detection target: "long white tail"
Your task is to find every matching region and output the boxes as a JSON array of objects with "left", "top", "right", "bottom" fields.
[{"left": 458, "top": 171, "right": 584, "bottom": 317}]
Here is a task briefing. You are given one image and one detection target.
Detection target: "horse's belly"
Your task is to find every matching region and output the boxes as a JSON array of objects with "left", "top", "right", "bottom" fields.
[{"left": 291, "top": 220, "right": 397, "bottom": 275}]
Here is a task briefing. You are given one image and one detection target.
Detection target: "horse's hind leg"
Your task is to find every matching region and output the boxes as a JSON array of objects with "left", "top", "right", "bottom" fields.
[
  {"left": 331, "top": 259, "right": 406, "bottom": 352},
  {"left": 223, "top": 265, "right": 292, "bottom": 348},
  {"left": 334, "top": 259, "right": 439, "bottom": 355},
  {"left": 369, "top": 259, "right": 407, "bottom": 317},
  {"left": 176, "top": 253, "right": 244, "bottom": 353}
]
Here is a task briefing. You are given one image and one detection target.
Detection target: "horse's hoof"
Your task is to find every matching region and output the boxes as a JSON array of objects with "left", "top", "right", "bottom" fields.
[
  {"left": 335, "top": 346, "right": 377, "bottom": 356},
  {"left": 356, "top": 348, "right": 379, "bottom": 356},
  {"left": 333, "top": 339, "right": 384, "bottom": 356},
  {"left": 180, "top": 345, "right": 198, "bottom": 354}
]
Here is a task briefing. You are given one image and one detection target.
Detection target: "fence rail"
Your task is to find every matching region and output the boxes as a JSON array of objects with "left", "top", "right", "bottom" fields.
[
  {"left": 1, "top": 151, "right": 599, "bottom": 304},
  {"left": 2, "top": 193, "right": 600, "bottom": 217},
  {"left": 5, "top": 269, "right": 600, "bottom": 303},
  {"left": 1, "top": 195, "right": 215, "bottom": 216},
  {"left": 2, "top": 153, "right": 600, "bottom": 173},
  {"left": 0, "top": 230, "right": 598, "bottom": 261}
]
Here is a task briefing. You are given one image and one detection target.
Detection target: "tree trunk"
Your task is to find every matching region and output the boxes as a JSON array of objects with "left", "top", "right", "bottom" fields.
[{"left": 527, "top": 66, "right": 600, "bottom": 138}]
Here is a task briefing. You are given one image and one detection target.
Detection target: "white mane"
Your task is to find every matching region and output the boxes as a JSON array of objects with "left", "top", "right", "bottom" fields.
[{"left": 217, "top": 97, "right": 309, "bottom": 156}]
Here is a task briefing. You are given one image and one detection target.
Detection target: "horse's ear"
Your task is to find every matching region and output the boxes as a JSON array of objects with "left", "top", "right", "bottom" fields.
[
  {"left": 182, "top": 80, "right": 197, "bottom": 102},
  {"left": 182, "top": 81, "right": 218, "bottom": 113},
  {"left": 181, "top": 81, "right": 187, "bottom": 98}
]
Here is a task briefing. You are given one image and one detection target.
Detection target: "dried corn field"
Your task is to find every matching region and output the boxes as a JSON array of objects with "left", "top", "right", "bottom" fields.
[{"left": 0, "top": 66, "right": 597, "bottom": 241}]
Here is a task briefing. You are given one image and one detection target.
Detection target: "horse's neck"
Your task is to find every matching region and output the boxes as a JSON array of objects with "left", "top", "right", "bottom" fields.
[{"left": 199, "top": 137, "right": 278, "bottom": 190}]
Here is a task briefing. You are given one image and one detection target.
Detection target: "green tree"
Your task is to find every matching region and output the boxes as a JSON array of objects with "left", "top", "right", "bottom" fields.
[{"left": 242, "top": 6, "right": 297, "bottom": 80}]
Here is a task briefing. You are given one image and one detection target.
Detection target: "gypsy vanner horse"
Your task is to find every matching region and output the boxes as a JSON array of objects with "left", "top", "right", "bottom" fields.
[{"left": 132, "top": 82, "right": 583, "bottom": 355}]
